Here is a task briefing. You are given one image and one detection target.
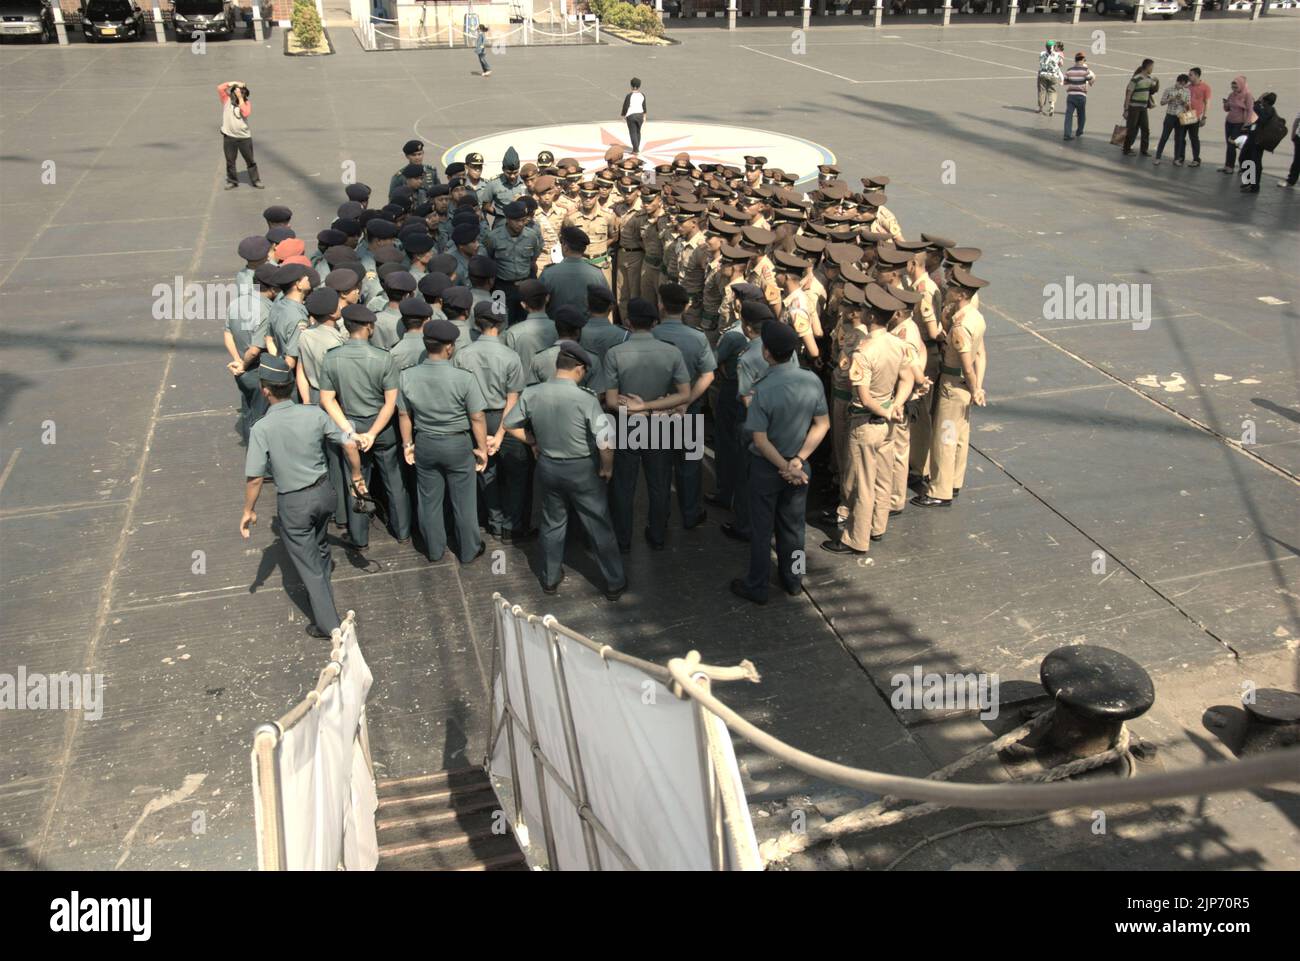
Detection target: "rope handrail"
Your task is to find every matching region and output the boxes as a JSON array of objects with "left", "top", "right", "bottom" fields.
[{"left": 665, "top": 655, "right": 1300, "bottom": 812}]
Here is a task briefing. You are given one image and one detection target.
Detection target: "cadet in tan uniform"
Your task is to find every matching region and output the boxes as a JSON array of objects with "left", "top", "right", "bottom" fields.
[
  {"left": 773, "top": 250, "right": 820, "bottom": 367},
  {"left": 885, "top": 286, "right": 929, "bottom": 514},
  {"left": 913, "top": 267, "right": 988, "bottom": 508},
  {"left": 827, "top": 285, "right": 867, "bottom": 526},
  {"left": 564, "top": 180, "right": 618, "bottom": 291},
  {"left": 531, "top": 174, "right": 566, "bottom": 276},
  {"left": 823, "top": 284, "right": 913, "bottom": 556},
  {"left": 741, "top": 224, "right": 783, "bottom": 318}
]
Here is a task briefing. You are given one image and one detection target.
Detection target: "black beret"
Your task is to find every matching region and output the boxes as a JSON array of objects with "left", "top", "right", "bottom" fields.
[
  {"left": 553, "top": 305, "right": 585, "bottom": 330},
  {"left": 367, "top": 219, "right": 399, "bottom": 240},
  {"left": 761, "top": 320, "right": 800, "bottom": 355},
  {"left": 337, "top": 201, "right": 365, "bottom": 221},
  {"left": 468, "top": 254, "right": 496, "bottom": 279},
  {"left": 627, "top": 297, "right": 658, "bottom": 325},
  {"left": 428, "top": 254, "right": 458, "bottom": 276},
  {"left": 373, "top": 246, "right": 404, "bottom": 266},
  {"left": 238, "top": 235, "right": 272, "bottom": 261},
  {"left": 345, "top": 183, "right": 371, "bottom": 202},
  {"left": 422, "top": 318, "right": 460, "bottom": 344},
  {"left": 418, "top": 272, "right": 453, "bottom": 299},
  {"left": 404, "top": 234, "right": 435, "bottom": 256},
  {"left": 411, "top": 202, "right": 434, "bottom": 218},
  {"left": 518, "top": 278, "right": 547, "bottom": 301},
  {"left": 399, "top": 298, "right": 433, "bottom": 319},
  {"left": 305, "top": 287, "right": 341, "bottom": 317},
  {"left": 441, "top": 286, "right": 473, "bottom": 311},
  {"left": 473, "top": 300, "right": 501, "bottom": 322},
  {"left": 451, "top": 222, "right": 479, "bottom": 245},
  {"left": 341, "top": 304, "right": 377, "bottom": 325},
  {"left": 334, "top": 218, "right": 362, "bottom": 237},
  {"left": 557, "top": 339, "right": 593, "bottom": 368},
  {"left": 740, "top": 300, "right": 776, "bottom": 325},
  {"left": 271, "top": 263, "right": 310, "bottom": 287},
  {"left": 503, "top": 200, "right": 529, "bottom": 219},
  {"left": 732, "top": 283, "right": 764, "bottom": 303},
  {"left": 586, "top": 282, "right": 614, "bottom": 307},
  {"left": 444, "top": 162, "right": 466, "bottom": 178},
  {"left": 262, "top": 205, "right": 292, "bottom": 223},
  {"left": 325, "top": 267, "right": 360, "bottom": 292},
  {"left": 324, "top": 245, "right": 360, "bottom": 267},
  {"left": 317, "top": 228, "right": 346, "bottom": 248},
  {"left": 429, "top": 183, "right": 451, "bottom": 198},
  {"left": 401, "top": 163, "right": 425, "bottom": 180},
  {"left": 559, "top": 226, "right": 589, "bottom": 251},
  {"left": 253, "top": 262, "right": 281, "bottom": 285},
  {"left": 383, "top": 270, "right": 417, "bottom": 293},
  {"left": 266, "top": 226, "right": 295, "bottom": 244},
  {"left": 258, "top": 356, "right": 293, "bottom": 384}
]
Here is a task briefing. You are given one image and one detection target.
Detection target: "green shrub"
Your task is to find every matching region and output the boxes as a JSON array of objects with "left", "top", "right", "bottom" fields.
[
  {"left": 592, "top": 0, "right": 664, "bottom": 37},
  {"left": 291, "top": 0, "right": 323, "bottom": 49}
]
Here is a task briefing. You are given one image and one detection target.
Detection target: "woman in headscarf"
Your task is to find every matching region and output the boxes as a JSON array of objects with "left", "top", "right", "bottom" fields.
[{"left": 1219, "top": 76, "right": 1256, "bottom": 174}]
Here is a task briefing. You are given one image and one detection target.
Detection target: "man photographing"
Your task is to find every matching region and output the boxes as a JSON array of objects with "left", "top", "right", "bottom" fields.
[{"left": 219, "top": 79, "right": 263, "bottom": 190}]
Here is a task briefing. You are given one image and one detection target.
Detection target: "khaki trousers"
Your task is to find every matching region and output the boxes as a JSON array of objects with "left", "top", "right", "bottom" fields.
[
  {"left": 842, "top": 418, "right": 892, "bottom": 552},
  {"left": 890, "top": 416, "right": 910, "bottom": 512},
  {"left": 928, "top": 376, "right": 972, "bottom": 501}
]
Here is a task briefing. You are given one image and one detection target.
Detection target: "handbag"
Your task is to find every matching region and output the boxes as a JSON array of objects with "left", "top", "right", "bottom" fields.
[
  {"left": 1110, "top": 124, "right": 1128, "bottom": 146},
  {"left": 1179, "top": 109, "right": 1199, "bottom": 126}
]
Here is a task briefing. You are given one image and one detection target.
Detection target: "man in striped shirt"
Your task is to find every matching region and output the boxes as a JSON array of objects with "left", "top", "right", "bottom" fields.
[
  {"left": 1063, "top": 53, "right": 1097, "bottom": 142},
  {"left": 1122, "top": 59, "right": 1160, "bottom": 157}
]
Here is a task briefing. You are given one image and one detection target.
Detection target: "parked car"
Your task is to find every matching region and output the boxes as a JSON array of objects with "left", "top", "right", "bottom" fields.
[
  {"left": 0, "top": 0, "right": 55, "bottom": 42},
  {"left": 81, "top": 0, "right": 148, "bottom": 40},
  {"left": 1094, "top": 0, "right": 1180, "bottom": 17},
  {"left": 171, "top": 0, "right": 237, "bottom": 40}
]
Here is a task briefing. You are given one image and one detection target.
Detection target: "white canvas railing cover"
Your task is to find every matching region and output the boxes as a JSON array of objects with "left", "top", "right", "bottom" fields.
[
  {"left": 251, "top": 611, "right": 379, "bottom": 871},
  {"left": 487, "top": 596, "right": 761, "bottom": 871}
]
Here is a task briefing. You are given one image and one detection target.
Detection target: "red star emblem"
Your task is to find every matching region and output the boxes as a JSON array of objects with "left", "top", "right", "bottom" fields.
[{"left": 545, "top": 125, "right": 777, "bottom": 171}]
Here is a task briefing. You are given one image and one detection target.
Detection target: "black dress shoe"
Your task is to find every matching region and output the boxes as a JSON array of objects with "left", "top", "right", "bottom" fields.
[
  {"left": 503, "top": 527, "right": 538, "bottom": 543},
  {"left": 719, "top": 522, "right": 750, "bottom": 542},
  {"left": 396, "top": 537, "right": 412, "bottom": 546},
  {"left": 821, "top": 539, "right": 865, "bottom": 555},
  {"left": 541, "top": 570, "right": 565, "bottom": 595},
  {"left": 781, "top": 582, "right": 802, "bottom": 597},
  {"left": 644, "top": 528, "right": 665, "bottom": 550},
  {"left": 683, "top": 510, "right": 708, "bottom": 531},
  {"left": 603, "top": 581, "right": 627, "bottom": 601},
  {"left": 463, "top": 542, "right": 486, "bottom": 564},
  {"left": 952, "top": 488, "right": 961, "bottom": 499},
  {"left": 889, "top": 508, "right": 904, "bottom": 517},
  {"left": 729, "top": 578, "right": 766, "bottom": 605},
  {"left": 870, "top": 533, "right": 884, "bottom": 542},
  {"left": 306, "top": 624, "right": 331, "bottom": 639},
  {"left": 907, "top": 473, "right": 925, "bottom": 490},
  {"left": 911, "top": 495, "right": 952, "bottom": 508},
  {"left": 704, "top": 493, "right": 730, "bottom": 508},
  {"left": 251, "top": 181, "right": 266, "bottom": 189}
]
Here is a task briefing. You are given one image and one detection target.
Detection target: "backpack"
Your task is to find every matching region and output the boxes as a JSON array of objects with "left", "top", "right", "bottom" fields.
[{"left": 1258, "top": 111, "right": 1287, "bottom": 152}]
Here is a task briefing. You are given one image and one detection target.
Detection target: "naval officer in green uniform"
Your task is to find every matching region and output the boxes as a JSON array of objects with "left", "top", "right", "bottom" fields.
[
  {"left": 240, "top": 357, "right": 368, "bottom": 637},
  {"left": 504, "top": 341, "right": 627, "bottom": 600},
  {"left": 389, "top": 139, "right": 441, "bottom": 197},
  {"left": 539, "top": 227, "right": 606, "bottom": 320},
  {"left": 482, "top": 198, "right": 543, "bottom": 326},
  {"left": 398, "top": 319, "right": 489, "bottom": 564},
  {"left": 318, "top": 304, "right": 412, "bottom": 549}
]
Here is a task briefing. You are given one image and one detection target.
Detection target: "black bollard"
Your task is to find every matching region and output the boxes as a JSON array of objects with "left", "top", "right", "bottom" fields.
[
  {"left": 1038, "top": 646, "right": 1155, "bottom": 760},
  {"left": 1240, "top": 688, "right": 1300, "bottom": 755}
]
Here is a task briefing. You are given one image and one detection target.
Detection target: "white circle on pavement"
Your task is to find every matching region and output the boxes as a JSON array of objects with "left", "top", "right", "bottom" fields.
[{"left": 442, "top": 121, "right": 835, "bottom": 184}]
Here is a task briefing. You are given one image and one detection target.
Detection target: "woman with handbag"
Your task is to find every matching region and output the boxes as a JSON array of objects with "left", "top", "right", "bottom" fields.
[
  {"left": 1220, "top": 76, "right": 1256, "bottom": 174},
  {"left": 1186, "top": 67, "right": 1211, "bottom": 167},
  {"left": 1239, "top": 92, "right": 1280, "bottom": 194},
  {"left": 1153, "top": 75, "right": 1192, "bottom": 167}
]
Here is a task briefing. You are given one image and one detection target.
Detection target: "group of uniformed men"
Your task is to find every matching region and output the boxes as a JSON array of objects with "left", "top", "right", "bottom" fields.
[{"left": 227, "top": 137, "right": 989, "bottom": 633}]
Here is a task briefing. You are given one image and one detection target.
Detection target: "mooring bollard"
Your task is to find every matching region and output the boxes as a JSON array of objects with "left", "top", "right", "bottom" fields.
[
  {"left": 942, "top": 0, "right": 952, "bottom": 26},
  {"left": 1038, "top": 646, "right": 1156, "bottom": 759},
  {"left": 1240, "top": 688, "right": 1300, "bottom": 755}
]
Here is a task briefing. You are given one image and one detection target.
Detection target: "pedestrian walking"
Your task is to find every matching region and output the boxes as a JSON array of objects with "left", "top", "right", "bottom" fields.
[
  {"left": 1037, "top": 41, "right": 1065, "bottom": 117},
  {"left": 621, "top": 78, "right": 647, "bottom": 154},
  {"left": 1239, "top": 92, "right": 1282, "bottom": 193},
  {"left": 218, "top": 80, "right": 263, "bottom": 189},
  {"left": 1220, "top": 76, "right": 1255, "bottom": 173},
  {"left": 1062, "top": 52, "right": 1096, "bottom": 141},
  {"left": 475, "top": 24, "right": 491, "bottom": 77},
  {"left": 1280, "top": 109, "right": 1300, "bottom": 189}
]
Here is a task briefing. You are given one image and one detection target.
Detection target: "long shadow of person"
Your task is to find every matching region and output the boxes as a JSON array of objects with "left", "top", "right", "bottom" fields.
[{"left": 247, "top": 516, "right": 322, "bottom": 623}]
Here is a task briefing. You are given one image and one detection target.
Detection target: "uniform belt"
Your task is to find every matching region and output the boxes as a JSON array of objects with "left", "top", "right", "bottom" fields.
[
  {"left": 281, "top": 473, "right": 328, "bottom": 495},
  {"left": 832, "top": 387, "right": 852, "bottom": 401},
  {"left": 620, "top": 245, "right": 644, "bottom": 253},
  {"left": 941, "top": 365, "right": 965, "bottom": 378},
  {"left": 703, "top": 312, "right": 720, "bottom": 322},
  {"left": 643, "top": 257, "right": 663, "bottom": 269}
]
